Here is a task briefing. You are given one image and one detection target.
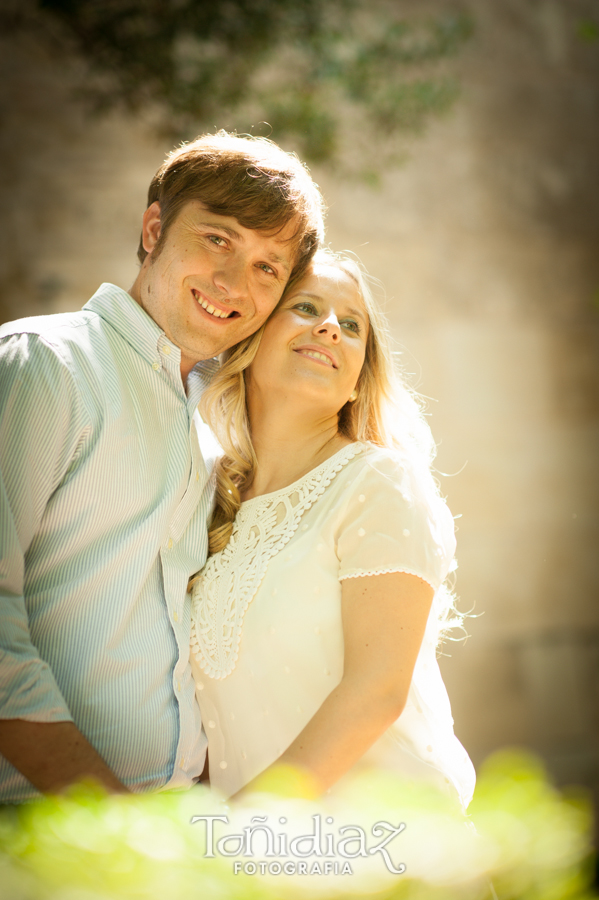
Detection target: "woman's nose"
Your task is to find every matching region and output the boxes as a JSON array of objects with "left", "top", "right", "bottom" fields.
[{"left": 314, "top": 312, "right": 341, "bottom": 341}]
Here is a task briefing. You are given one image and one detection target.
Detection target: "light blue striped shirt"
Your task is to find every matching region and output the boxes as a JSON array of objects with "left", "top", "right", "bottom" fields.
[{"left": 0, "top": 283, "right": 219, "bottom": 801}]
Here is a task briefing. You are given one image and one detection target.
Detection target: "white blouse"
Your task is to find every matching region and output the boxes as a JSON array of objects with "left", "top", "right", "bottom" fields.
[{"left": 190, "top": 442, "right": 475, "bottom": 807}]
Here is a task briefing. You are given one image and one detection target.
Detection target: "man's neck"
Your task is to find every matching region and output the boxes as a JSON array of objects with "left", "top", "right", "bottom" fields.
[{"left": 129, "top": 277, "right": 197, "bottom": 387}]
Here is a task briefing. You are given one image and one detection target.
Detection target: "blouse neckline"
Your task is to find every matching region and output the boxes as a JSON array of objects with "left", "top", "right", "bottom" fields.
[{"left": 239, "top": 441, "right": 367, "bottom": 509}]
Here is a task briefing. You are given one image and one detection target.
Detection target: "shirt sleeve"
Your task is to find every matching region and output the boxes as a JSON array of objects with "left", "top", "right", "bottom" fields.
[
  {"left": 0, "top": 332, "right": 87, "bottom": 722},
  {"left": 336, "top": 450, "right": 456, "bottom": 592}
]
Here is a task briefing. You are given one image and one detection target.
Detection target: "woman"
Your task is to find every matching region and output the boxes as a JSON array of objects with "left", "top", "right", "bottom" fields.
[{"left": 189, "top": 250, "right": 475, "bottom": 808}]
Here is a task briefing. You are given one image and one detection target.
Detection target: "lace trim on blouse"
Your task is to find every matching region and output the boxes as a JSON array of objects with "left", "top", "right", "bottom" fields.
[
  {"left": 190, "top": 442, "right": 365, "bottom": 680},
  {"left": 340, "top": 566, "right": 436, "bottom": 591}
]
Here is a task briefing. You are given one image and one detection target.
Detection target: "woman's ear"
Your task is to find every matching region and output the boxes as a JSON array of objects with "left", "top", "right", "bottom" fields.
[{"left": 141, "top": 201, "right": 162, "bottom": 255}]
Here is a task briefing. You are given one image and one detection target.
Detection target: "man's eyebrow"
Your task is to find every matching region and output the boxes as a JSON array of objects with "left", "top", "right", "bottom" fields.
[
  {"left": 266, "top": 252, "right": 292, "bottom": 274},
  {"left": 200, "top": 220, "right": 291, "bottom": 274},
  {"left": 201, "top": 221, "right": 242, "bottom": 241}
]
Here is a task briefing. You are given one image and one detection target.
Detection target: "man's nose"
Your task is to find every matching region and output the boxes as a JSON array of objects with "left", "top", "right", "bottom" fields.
[
  {"left": 314, "top": 312, "right": 341, "bottom": 341},
  {"left": 212, "top": 257, "right": 248, "bottom": 298}
]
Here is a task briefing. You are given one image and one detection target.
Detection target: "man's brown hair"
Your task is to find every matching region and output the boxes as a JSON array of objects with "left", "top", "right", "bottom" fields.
[{"left": 137, "top": 131, "right": 325, "bottom": 280}]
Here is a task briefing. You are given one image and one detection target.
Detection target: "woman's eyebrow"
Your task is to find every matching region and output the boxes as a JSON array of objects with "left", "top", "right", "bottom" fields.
[
  {"left": 346, "top": 306, "right": 367, "bottom": 322},
  {"left": 291, "top": 291, "right": 322, "bottom": 301},
  {"left": 288, "top": 293, "right": 367, "bottom": 322}
]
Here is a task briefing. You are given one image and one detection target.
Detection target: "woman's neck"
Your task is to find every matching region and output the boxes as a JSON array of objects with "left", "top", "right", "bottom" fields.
[{"left": 243, "top": 401, "right": 352, "bottom": 501}]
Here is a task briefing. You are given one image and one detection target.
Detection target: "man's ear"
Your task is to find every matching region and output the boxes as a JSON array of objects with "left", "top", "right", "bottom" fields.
[{"left": 141, "top": 201, "right": 162, "bottom": 256}]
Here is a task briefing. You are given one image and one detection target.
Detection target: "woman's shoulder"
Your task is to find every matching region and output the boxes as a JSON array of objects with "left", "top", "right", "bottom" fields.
[
  {"left": 337, "top": 443, "right": 457, "bottom": 589},
  {"left": 344, "top": 442, "right": 455, "bottom": 542},
  {"left": 346, "top": 442, "right": 433, "bottom": 502}
]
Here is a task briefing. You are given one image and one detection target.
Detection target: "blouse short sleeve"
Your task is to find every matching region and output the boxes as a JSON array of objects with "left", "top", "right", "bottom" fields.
[{"left": 337, "top": 448, "right": 456, "bottom": 592}]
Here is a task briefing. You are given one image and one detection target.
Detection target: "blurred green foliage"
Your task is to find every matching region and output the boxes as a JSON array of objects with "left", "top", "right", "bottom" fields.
[
  {"left": 577, "top": 19, "right": 599, "bottom": 43},
  {"left": 0, "top": 749, "right": 596, "bottom": 900},
  {"left": 5, "top": 0, "right": 472, "bottom": 175}
]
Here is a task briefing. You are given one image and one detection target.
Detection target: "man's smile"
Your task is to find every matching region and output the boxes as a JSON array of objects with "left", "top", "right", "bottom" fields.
[{"left": 192, "top": 289, "right": 240, "bottom": 320}]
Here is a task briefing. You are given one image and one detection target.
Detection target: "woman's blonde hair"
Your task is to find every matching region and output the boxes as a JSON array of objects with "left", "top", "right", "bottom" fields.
[{"left": 193, "top": 249, "right": 462, "bottom": 640}]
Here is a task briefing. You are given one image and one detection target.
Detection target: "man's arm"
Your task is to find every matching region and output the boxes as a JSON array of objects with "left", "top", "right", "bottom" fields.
[
  {"left": 0, "top": 332, "right": 126, "bottom": 795},
  {"left": 0, "top": 721, "right": 128, "bottom": 794}
]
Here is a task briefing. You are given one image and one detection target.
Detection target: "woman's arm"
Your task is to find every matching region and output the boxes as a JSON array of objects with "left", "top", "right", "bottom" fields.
[{"left": 238, "top": 571, "right": 433, "bottom": 796}]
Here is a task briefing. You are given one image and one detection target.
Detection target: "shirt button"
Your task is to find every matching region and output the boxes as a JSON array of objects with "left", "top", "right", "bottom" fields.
[
  {"left": 168, "top": 538, "right": 173, "bottom": 549},
  {"left": 219, "top": 761, "right": 228, "bottom": 770},
  {"left": 162, "top": 345, "right": 171, "bottom": 355},
  {"left": 173, "top": 610, "right": 179, "bottom": 622},
  {"left": 197, "top": 682, "right": 204, "bottom": 691},
  {"left": 358, "top": 494, "right": 366, "bottom": 503},
  {"left": 208, "top": 721, "right": 215, "bottom": 729},
  {"left": 176, "top": 681, "right": 181, "bottom": 692},
  {"left": 195, "top": 471, "right": 200, "bottom": 481},
  {"left": 403, "top": 529, "right": 411, "bottom": 537},
  {"left": 152, "top": 361, "right": 160, "bottom": 371},
  {"left": 180, "top": 756, "right": 185, "bottom": 768},
  {"left": 358, "top": 528, "right": 366, "bottom": 537}
]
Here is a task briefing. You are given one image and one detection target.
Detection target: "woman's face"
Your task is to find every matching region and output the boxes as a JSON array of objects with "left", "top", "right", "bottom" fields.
[{"left": 247, "top": 262, "right": 369, "bottom": 413}]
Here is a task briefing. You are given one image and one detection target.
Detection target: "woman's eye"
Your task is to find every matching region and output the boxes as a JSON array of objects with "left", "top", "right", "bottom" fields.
[
  {"left": 258, "top": 263, "right": 276, "bottom": 275},
  {"left": 295, "top": 302, "right": 317, "bottom": 314},
  {"left": 208, "top": 235, "right": 227, "bottom": 246},
  {"left": 342, "top": 320, "right": 360, "bottom": 333}
]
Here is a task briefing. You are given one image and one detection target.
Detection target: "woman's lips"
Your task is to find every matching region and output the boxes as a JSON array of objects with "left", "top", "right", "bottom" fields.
[{"left": 294, "top": 346, "right": 337, "bottom": 368}]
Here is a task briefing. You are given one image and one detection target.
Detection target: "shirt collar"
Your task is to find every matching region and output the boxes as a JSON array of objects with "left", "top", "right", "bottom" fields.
[
  {"left": 84, "top": 283, "right": 169, "bottom": 367},
  {"left": 83, "top": 283, "right": 219, "bottom": 396}
]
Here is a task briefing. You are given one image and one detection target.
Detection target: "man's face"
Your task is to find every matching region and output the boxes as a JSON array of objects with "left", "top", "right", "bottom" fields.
[{"left": 132, "top": 200, "right": 298, "bottom": 379}]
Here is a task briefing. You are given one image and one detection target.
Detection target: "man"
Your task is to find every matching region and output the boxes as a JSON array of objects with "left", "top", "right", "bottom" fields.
[{"left": 0, "top": 131, "right": 324, "bottom": 801}]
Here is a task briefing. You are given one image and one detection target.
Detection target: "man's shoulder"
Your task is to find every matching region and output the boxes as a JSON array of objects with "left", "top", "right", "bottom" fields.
[
  {"left": 0, "top": 304, "right": 114, "bottom": 375},
  {"left": 0, "top": 309, "right": 96, "bottom": 342},
  {"left": 0, "top": 308, "right": 111, "bottom": 396}
]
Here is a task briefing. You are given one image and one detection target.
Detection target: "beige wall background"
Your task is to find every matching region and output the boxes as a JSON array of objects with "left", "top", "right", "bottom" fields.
[{"left": 1, "top": 1, "right": 598, "bottom": 802}]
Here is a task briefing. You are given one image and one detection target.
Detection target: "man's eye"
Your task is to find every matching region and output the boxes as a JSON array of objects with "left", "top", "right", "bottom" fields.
[{"left": 208, "top": 235, "right": 226, "bottom": 246}]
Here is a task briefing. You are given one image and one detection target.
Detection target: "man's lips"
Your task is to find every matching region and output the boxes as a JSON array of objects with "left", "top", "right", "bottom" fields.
[
  {"left": 293, "top": 345, "right": 337, "bottom": 368},
  {"left": 192, "top": 289, "right": 239, "bottom": 320}
]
